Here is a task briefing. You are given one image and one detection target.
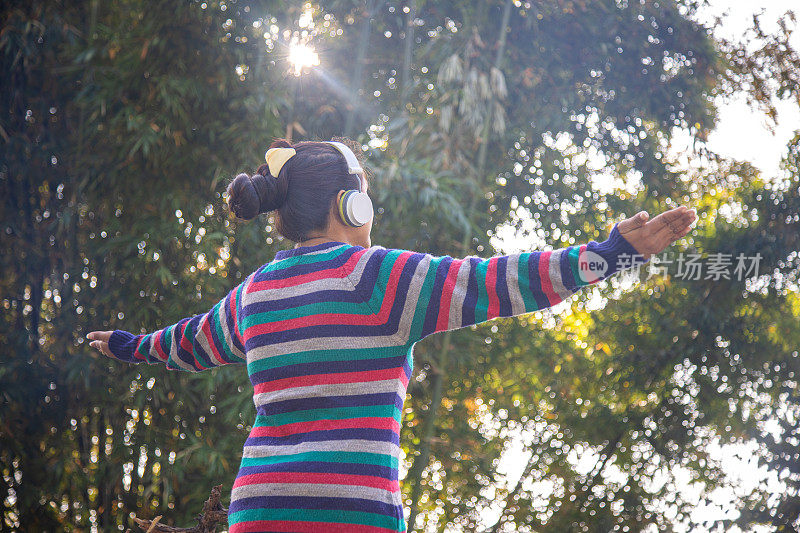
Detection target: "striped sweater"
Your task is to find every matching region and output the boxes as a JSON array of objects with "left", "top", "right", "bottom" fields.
[{"left": 107, "top": 222, "right": 645, "bottom": 532}]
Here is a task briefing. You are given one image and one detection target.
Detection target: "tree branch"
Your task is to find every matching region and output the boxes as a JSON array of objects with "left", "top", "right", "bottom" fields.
[{"left": 130, "top": 485, "right": 228, "bottom": 533}]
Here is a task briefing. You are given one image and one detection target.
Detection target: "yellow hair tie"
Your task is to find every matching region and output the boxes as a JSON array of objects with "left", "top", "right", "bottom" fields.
[{"left": 264, "top": 147, "right": 297, "bottom": 177}]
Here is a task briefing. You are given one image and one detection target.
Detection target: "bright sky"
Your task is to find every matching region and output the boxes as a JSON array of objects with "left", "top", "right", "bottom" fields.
[
  {"left": 674, "top": 0, "right": 800, "bottom": 182},
  {"left": 481, "top": 3, "right": 799, "bottom": 532}
]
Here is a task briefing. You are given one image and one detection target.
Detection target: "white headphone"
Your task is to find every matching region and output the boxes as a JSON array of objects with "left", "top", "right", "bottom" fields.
[{"left": 325, "top": 141, "right": 374, "bottom": 228}]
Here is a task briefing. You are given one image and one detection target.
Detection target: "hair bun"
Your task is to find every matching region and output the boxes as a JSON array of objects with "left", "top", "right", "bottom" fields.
[
  {"left": 250, "top": 173, "right": 285, "bottom": 213},
  {"left": 226, "top": 172, "right": 286, "bottom": 220}
]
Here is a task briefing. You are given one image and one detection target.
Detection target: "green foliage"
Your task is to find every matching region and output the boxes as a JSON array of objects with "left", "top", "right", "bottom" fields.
[{"left": 1, "top": 0, "right": 282, "bottom": 529}]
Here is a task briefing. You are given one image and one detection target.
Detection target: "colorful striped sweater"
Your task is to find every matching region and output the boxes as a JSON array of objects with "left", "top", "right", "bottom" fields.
[{"left": 107, "top": 222, "right": 645, "bottom": 532}]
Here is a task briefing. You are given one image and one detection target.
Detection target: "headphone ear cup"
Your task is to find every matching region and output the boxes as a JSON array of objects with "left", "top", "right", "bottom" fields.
[
  {"left": 349, "top": 191, "right": 373, "bottom": 226},
  {"left": 338, "top": 190, "right": 373, "bottom": 227},
  {"left": 337, "top": 190, "right": 351, "bottom": 226}
]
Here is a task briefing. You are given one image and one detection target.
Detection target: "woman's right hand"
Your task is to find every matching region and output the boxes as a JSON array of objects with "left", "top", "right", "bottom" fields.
[
  {"left": 87, "top": 330, "right": 114, "bottom": 359},
  {"left": 616, "top": 206, "right": 697, "bottom": 261}
]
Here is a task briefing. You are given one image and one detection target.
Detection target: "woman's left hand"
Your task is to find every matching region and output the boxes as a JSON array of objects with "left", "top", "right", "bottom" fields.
[
  {"left": 87, "top": 330, "right": 114, "bottom": 358},
  {"left": 617, "top": 205, "right": 697, "bottom": 261}
]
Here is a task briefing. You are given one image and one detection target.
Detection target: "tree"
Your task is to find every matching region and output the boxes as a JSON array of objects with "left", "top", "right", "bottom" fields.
[{"left": 1, "top": 0, "right": 287, "bottom": 528}]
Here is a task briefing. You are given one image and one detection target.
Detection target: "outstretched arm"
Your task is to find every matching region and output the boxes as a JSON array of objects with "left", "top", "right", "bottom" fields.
[
  {"left": 345, "top": 206, "right": 695, "bottom": 345},
  {"left": 88, "top": 272, "right": 255, "bottom": 372}
]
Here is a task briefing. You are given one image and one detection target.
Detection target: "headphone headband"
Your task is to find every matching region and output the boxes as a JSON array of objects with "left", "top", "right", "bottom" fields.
[{"left": 325, "top": 141, "right": 363, "bottom": 177}]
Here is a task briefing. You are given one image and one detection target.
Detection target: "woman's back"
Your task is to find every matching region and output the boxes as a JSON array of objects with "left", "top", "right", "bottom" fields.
[
  {"left": 233, "top": 240, "right": 411, "bottom": 532},
  {"left": 229, "top": 229, "right": 640, "bottom": 532}
]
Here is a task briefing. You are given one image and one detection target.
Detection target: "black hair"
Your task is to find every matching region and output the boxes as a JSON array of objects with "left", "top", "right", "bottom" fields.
[{"left": 226, "top": 136, "right": 370, "bottom": 243}]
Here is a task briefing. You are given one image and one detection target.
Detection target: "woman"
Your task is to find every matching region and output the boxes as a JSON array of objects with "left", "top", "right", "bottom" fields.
[{"left": 88, "top": 137, "right": 696, "bottom": 532}]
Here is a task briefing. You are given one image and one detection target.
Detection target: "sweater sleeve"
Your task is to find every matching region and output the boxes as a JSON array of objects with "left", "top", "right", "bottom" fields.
[
  {"left": 106, "top": 273, "right": 254, "bottom": 372},
  {"left": 345, "top": 222, "right": 647, "bottom": 345}
]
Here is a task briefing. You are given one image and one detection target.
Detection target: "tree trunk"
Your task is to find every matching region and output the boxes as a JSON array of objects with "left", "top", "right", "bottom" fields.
[{"left": 344, "top": 0, "right": 379, "bottom": 137}]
